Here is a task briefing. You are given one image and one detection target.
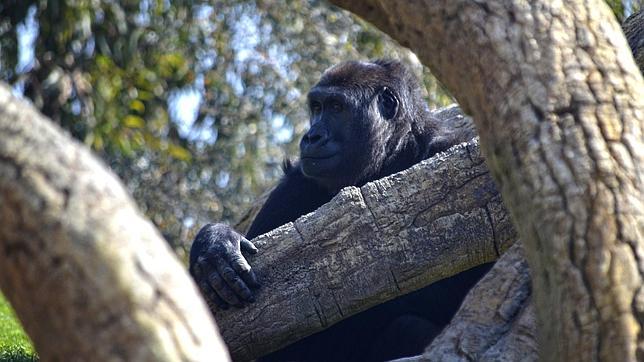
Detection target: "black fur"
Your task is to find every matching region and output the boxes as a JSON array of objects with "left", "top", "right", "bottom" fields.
[{"left": 190, "top": 59, "right": 492, "bottom": 361}]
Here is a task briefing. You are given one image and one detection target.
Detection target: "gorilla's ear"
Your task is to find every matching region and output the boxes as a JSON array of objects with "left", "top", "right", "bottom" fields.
[{"left": 378, "top": 87, "right": 399, "bottom": 120}]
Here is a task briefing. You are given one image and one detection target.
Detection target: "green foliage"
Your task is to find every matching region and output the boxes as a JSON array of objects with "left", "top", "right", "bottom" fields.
[
  {"left": 606, "top": 0, "right": 643, "bottom": 21},
  {"left": 1, "top": 0, "right": 209, "bottom": 253},
  {"left": 607, "top": 0, "right": 626, "bottom": 20},
  {"left": 1, "top": 1, "right": 196, "bottom": 160},
  {"left": 0, "top": 294, "right": 37, "bottom": 362}
]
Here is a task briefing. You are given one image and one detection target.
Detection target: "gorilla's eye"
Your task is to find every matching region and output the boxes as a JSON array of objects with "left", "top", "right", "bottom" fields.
[
  {"left": 310, "top": 101, "right": 322, "bottom": 114},
  {"left": 330, "top": 101, "right": 343, "bottom": 113}
]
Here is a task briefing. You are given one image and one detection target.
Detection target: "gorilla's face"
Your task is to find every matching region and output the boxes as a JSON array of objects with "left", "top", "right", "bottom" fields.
[
  {"left": 299, "top": 87, "right": 349, "bottom": 180},
  {"left": 299, "top": 82, "right": 399, "bottom": 192}
]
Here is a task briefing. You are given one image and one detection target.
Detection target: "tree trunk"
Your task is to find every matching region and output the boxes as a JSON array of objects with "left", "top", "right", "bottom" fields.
[
  {"left": 329, "top": 1, "right": 644, "bottom": 360},
  {"left": 422, "top": 243, "right": 537, "bottom": 362},
  {"left": 0, "top": 84, "right": 230, "bottom": 361}
]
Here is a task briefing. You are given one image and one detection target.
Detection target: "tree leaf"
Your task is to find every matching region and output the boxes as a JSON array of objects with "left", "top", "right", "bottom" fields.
[
  {"left": 168, "top": 143, "right": 192, "bottom": 161},
  {"left": 124, "top": 115, "right": 145, "bottom": 129}
]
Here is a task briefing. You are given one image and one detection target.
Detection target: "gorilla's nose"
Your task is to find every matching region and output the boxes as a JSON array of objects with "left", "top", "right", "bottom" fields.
[{"left": 302, "top": 125, "right": 329, "bottom": 148}]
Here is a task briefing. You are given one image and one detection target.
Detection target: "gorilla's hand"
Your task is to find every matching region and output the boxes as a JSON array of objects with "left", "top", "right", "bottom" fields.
[{"left": 189, "top": 223, "right": 260, "bottom": 309}]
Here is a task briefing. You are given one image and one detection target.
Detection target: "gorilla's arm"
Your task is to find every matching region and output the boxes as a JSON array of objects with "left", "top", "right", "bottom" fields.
[{"left": 246, "top": 163, "right": 332, "bottom": 239}]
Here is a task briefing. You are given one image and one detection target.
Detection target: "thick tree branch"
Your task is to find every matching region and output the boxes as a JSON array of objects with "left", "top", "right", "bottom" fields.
[
  {"left": 329, "top": 1, "right": 644, "bottom": 360},
  {"left": 422, "top": 243, "right": 537, "bottom": 361},
  {"left": 391, "top": 243, "right": 537, "bottom": 362},
  {"left": 0, "top": 84, "right": 229, "bottom": 361},
  {"left": 215, "top": 106, "right": 517, "bottom": 360}
]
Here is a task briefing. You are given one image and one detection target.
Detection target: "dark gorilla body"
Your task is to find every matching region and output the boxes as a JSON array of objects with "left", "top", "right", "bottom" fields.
[{"left": 190, "top": 60, "right": 492, "bottom": 361}]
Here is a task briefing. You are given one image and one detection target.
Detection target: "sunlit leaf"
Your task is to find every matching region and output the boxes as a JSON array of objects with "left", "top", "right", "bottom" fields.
[
  {"left": 168, "top": 143, "right": 192, "bottom": 161},
  {"left": 158, "top": 53, "right": 187, "bottom": 78},
  {"left": 130, "top": 99, "right": 146, "bottom": 113},
  {"left": 124, "top": 115, "right": 145, "bottom": 128}
]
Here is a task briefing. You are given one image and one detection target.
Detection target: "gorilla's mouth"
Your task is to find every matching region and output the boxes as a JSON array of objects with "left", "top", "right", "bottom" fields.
[
  {"left": 301, "top": 154, "right": 336, "bottom": 160},
  {"left": 300, "top": 153, "right": 339, "bottom": 177}
]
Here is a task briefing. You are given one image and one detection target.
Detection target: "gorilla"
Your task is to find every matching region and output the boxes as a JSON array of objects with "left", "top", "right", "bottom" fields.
[{"left": 190, "top": 59, "right": 492, "bottom": 361}]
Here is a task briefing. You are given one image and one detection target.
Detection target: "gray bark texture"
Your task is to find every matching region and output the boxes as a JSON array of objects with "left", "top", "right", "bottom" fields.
[
  {"left": 215, "top": 105, "right": 518, "bottom": 361},
  {"left": 422, "top": 243, "right": 537, "bottom": 362},
  {"left": 0, "top": 84, "right": 230, "bottom": 361},
  {"left": 329, "top": 1, "right": 644, "bottom": 360},
  {"left": 391, "top": 243, "right": 537, "bottom": 362}
]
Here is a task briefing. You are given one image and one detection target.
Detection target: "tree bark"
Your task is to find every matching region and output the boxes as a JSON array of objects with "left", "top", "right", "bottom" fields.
[
  {"left": 214, "top": 107, "right": 517, "bottom": 360},
  {"left": 422, "top": 243, "right": 537, "bottom": 362},
  {"left": 329, "top": 1, "right": 644, "bottom": 360},
  {"left": 0, "top": 84, "right": 230, "bottom": 361},
  {"left": 389, "top": 243, "right": 537, "bottom": 362}
]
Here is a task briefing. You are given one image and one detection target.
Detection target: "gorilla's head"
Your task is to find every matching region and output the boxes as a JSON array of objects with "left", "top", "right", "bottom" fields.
[{"left": 299, "top": 59, "right": 438, "bottom": 191}]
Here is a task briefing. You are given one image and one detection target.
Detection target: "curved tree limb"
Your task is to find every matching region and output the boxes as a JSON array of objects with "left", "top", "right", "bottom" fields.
[
  {"left": 422, "top": 243, "right": 537, "bottom": 362},
  {"left": 387, "top": 243, "right": 537, "bottom": 362},
  {"left": 0, "top": 84, "right": 230, "bottom": 361}
]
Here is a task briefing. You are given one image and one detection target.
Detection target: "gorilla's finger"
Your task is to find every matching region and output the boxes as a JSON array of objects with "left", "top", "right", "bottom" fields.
[
  {"left": 216, "top": 259, "right": 255, "bottom": 303},
  {"left": 241, "top": 269, "right": 261, "bottom": 290},
  {"left": 229, "top": 254, "right": 261, "bottom": 289},
  {"left": 240, "top": 238, "right": 258, "bottom": 254},
  {"left": 198, "top": 281, "right": 228, "bottom": 310},
  {"left": 192, "top": 256, "right": 213, "bottom": 280},
  {"left": 190, "top": 261, "right": 201, "bottom": 280},
  {"left": 208, "top": 270, "right": 243, "bottom": 307}
]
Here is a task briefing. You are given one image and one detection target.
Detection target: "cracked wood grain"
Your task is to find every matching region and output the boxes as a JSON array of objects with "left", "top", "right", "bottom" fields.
[
  {"left": 330, "top": 1, "right": 644, "bottom": 360},
  {"left": 0, "top": 84, "right": 230, "bottom": 361},
  {"left": 396, "top": 243, "right": 537, "bottom": 362}
]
